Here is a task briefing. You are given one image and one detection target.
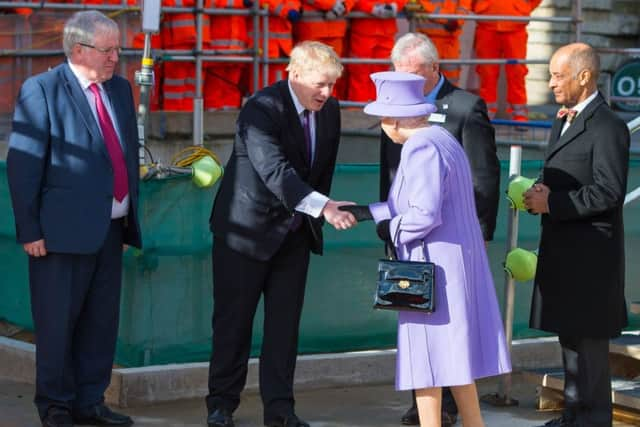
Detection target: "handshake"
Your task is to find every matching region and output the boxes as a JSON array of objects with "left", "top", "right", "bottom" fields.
[{"left": 321, "top": 201, "right": 391, "bottom": 242}]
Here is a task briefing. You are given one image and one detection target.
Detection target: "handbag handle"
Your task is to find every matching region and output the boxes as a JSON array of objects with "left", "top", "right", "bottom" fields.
[{"left": 389, "top": 217, "right": 427, "bottom": 262}]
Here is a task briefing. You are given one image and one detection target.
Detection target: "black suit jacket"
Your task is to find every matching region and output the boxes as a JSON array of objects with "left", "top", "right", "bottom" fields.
[
  {"left": 210, "top": 80, "right": 341, "bottom": 261},
  {"left": 530, "top": 93, "right": 629, "bottom": 338},
  {"left": 380, "top": 77, "right": 500, "bottom": 240}
]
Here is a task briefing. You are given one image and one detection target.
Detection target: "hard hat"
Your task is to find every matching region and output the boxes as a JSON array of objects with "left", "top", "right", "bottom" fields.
[
  {"left": 192, "top": 155, "right": 223, "bottom": 188},
  {"left": 504, "top": 248, "right": 538, "bottom": 282}
]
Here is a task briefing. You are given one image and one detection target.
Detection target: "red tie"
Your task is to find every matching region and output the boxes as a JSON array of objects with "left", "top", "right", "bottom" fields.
[
  {"left": 556, "top": 107, "right": 578, "bottom": 124},
  {"left": 89, "top": 83, "right": 128, "bottom": 202}
]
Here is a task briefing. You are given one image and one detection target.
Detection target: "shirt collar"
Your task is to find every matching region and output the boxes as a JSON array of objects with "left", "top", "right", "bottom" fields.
[
  {"left": 424, "top": 74, "right": 445, "bottom": 103},
  {"left": 288, "top": 79, "right": 306, "bottom": 116},
  {"left": 68, "top": 61, "right": 103, "bottom": 92},
  {"left": 566, "top": 90, "right": 598, "bottom": 116}
]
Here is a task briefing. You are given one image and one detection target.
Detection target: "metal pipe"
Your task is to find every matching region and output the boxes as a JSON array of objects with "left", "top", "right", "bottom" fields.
[
  {"left": 574, "top": 0, "right": 583, "bottom": 41},
  {"left": 498, "top": 145, "right": 523, "bottom": 405},
  {"left": 193, "top": 0, "right": 204, "bottom": 147},
  {"left": 262, "top": 7, "right": 269, "bottom": 90},
  {"left": 252, "top": 1, "right": 260, "bottom": 94},
  {"left": 135, "top": 35, "right": 154, "bottom": 165}
]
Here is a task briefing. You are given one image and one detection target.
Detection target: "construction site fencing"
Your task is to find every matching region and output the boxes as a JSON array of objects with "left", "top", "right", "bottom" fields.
[{"left": 0, "top": 2, "right": 582, "bottom": 124}]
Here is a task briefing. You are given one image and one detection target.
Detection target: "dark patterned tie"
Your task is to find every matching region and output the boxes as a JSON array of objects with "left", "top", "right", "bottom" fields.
[
  {"left": 302, "top": 109, "right": 312, "bottom": 164},
  {"left": 89, "top": 83, "right": 128, "bottom": 202},
  {"left": 556, "top": 107, "right": 578, "bottom": 124}
]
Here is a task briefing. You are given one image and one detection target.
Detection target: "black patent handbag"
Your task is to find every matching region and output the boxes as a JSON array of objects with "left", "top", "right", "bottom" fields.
[{"left": 374, "top": 220, "right": 436, "bottom": 313}]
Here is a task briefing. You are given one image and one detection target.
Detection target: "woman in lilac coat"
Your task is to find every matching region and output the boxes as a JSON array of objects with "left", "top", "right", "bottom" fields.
[{"left": 341, "top": 71, "right": 511, "bottom": 427}]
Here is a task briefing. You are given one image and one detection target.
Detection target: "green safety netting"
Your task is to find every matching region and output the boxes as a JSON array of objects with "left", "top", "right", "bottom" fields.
[{"left": 2, "top": 161, "right": 640, "bottom": 367}]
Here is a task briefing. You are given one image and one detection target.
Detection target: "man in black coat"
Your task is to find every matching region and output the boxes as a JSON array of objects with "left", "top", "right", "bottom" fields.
[
  {"left": 525, "top": 42, "right": 629, "bottom": 427},
  {"left": 206, "top": 41, "right": 356, "bottom": 427},
  {"left": 379, "top": 32, "right": 500, "bottom": 426}
]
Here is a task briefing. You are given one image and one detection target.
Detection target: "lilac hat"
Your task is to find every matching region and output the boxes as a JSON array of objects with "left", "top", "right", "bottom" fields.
[{"left": 364, "top": 71, "right": 437, "bottom": 118}]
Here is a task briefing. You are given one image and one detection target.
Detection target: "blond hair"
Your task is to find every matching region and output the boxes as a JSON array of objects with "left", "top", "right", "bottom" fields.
[{"left": 286, "top": 41, "right": 343, "bottom": 78}]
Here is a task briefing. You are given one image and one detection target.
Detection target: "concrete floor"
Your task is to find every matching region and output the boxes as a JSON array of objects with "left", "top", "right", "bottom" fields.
[{"left": 0, "top": 373, "right": 635, "bottom": 427}]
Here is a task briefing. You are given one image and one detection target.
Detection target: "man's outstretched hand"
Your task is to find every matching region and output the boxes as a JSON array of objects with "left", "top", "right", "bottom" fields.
[{"left": 322, "top": 200, "right": 357, "bottom": 230}]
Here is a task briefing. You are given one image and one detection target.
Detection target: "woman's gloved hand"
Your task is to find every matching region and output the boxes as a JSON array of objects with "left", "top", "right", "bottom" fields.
[
  {"left": 376, "top": 219, "right": 391, "bottom": 242},
  {"left": 338, "top": 205, "right": 373, "bottom": 221}
]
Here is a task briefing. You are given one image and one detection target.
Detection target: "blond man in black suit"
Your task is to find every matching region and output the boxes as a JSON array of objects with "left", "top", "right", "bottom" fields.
[{"left": 206, "top": 41, "right": 356, "bottom": 427}]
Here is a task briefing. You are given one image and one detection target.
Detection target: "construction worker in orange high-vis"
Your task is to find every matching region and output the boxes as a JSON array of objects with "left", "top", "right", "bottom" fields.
[
  {"left": 293, "top": 0, "right": 355, "bottom": 97},
  {"left": 412, "top": 0, "right": 470, "bottom": 86},
  {"left": 472, "top": 0, "right": 542, "bottom": 121},
  {"left": 248, "top": 0, "right": 302, "bottom": 89},
  {"left": 346, "top": 0, "right": 407, "bottom": 102},
  {"left": 205, "top": 0, "right": 250, "bottom": 110},
  {"left": 161, "top": 0, "right": 212, "bottom": 111},
  {"left": 293, "top": 0, "right": 356, "bottom": 57}
]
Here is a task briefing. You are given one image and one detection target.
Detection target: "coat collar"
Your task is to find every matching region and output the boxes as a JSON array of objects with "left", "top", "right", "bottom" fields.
[{"left": 545, "top": 92, "right": 605, "bottom": 160}]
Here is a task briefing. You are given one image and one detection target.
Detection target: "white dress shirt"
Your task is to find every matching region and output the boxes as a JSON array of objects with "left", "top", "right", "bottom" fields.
[
  {"left": 560, "top": 90, "right": 598, "bottom": 136},
  {"left": 287, "top": 80, "right": 330, "bottom": 218}
]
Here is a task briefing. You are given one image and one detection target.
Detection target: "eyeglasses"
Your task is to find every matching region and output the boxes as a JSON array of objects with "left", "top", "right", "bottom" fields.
[{"left": 79, "top": 42, "right": 122, "bottom": 55}]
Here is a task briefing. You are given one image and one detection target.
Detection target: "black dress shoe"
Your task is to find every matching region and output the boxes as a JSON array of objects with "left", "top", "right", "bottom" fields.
[
  {"left": 73, "top": 404, "right": 133, "bottom": 426},
  {"left": 534, "top": 416, "right": 576, "bottom": 427},
  {"left": 207, "top": 408, "right": 234, "bottom": 427},
  {"left": 265, "top": 414, "right": 310, "bottom": 427},
  {"left": 400, "top": 405, "right": 457, "bottom": 426},
  {"left": 400, "top": 405, "right": 419, "bottom": 425},
  {"left": 42, "top": 406, "right": 73, "bottom": 427},
  {"left": 441, "top": 410, "right": 457, "bottom": 426}
]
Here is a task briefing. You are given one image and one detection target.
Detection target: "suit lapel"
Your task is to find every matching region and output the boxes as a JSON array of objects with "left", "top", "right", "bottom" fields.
[
  {"left": 278, "top": 81, "right": 309, "bottom": 169},
  {"left": 60, "top": 63, "right": 104, "bottom": 147},
  {"left": 312, "top": 107, "right": 327, "bottom": 175},
  {"left": 103, "top": 79, "right": 129, "bottom": 155},
  {"left": 546, "top": 94, "right": 604, "bottom": 161}
]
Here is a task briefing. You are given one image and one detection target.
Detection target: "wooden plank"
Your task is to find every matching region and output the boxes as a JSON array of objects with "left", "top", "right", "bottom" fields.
[
  {"left": 523, "top": 368, "right": 640, "bottom": 411},
  {"left": 610, "top": 334, "right": 640, "bottom": 359}
]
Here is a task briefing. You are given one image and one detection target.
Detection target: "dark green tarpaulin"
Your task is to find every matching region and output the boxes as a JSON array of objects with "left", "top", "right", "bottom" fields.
[{"left": 2, "top": 161, "right": 640, "bottom": 367}]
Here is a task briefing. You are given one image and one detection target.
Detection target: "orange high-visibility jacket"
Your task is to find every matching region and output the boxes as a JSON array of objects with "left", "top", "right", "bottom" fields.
[
  {"left": 249, "top": 0, "right": 301, "bottom": 58},
  {"left": 294, "top": 0, "right": 356, "bottom": 40},
  {"left": 13, "top": 0, "right": 79, "bottom": 15},
  {"left": 472, "top": 0, "right": 542, "bottom": 32},
  {"left": 350, "top": 0, "right": 408, "bottom": 37},
  {"left": 210, "top": 0, "right": 249, "bottom": 51},
  {"left": 162, "top": 0, "right": 212, "bottom": 48},
  {"left": 414, "top": 0, "right": 470, "bottom": 37}
]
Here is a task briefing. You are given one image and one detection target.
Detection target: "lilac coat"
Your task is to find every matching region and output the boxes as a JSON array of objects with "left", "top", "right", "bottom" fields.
[{"left": 370, "top": 126, "right": 511, "bottom": 389}]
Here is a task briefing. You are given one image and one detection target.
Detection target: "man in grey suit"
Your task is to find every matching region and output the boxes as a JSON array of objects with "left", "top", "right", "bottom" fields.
[
  {"left": 379, "top": 32, "right": 500, "bottom": 426},
  {"left": 7, "top": 11, "right": 141, "bottom": 427},
  {"left": 525, "top": 43, "right": 629, "bottom": 427},
  {"left": 206, "top": 41, "right": 356, "bottom": 427}
]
